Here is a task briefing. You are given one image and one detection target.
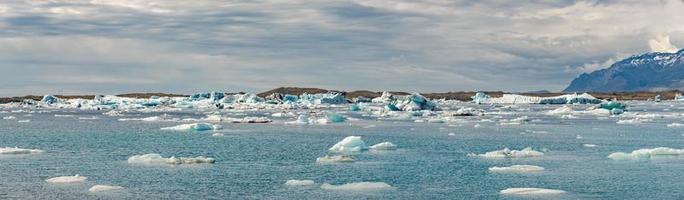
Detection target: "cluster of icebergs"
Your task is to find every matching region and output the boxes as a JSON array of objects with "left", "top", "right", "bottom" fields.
[{"left": 317, "top": 136, "right": 397, "bottom": 163}]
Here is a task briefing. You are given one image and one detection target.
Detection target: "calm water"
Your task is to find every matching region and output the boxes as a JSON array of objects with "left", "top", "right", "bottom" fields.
[{"left": 2, "top": 101, "right": 684, "bottom": 199}]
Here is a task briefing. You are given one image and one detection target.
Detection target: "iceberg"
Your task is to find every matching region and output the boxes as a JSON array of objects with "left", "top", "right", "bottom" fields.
[
  {"left": 607, "top": 147, "right": 684, "bottom": 160},
  {"left": 392, "top": 93, "right": 438, "bottom": 111},
  {"left": 370, "top": 142, "right": 397, "bottom": 150},
  {"left": 500, "top": 188, "right": 566, "bottom": 195},
  {"left": 470, "top": 147, "right": 544, "bottom": 158},
  {"left": 325, "top": 112, "right": 347, "bottom": 123},
  {"left": 89, "top": 185, "right": 125, "bottom": 192},
  {"left": 160, "top": 123, "right": 220, "bottom": 131},
  {"left": 372, "top": 92, "right": 396, "bottom": 104},
  {"left": 489, "top": 165, "right": 544, "bottom": 173},
  {"left": 483, "top": 93, "right": 600, "bottom": 104},
  {"left": 41, "top": 95, "right": 59, "bottom": 104},
  {"left": 127, "top": 153, "right": 215, "bottom": 165},
  {"left": 471, "top": 92, "right": 490, "bottom": 104},
  {"left": 285, "top": 179, "right": 315, "bottom": 186},
  {"left": 0, "top": 147, "right": 45, "bottom": 154},
  {"left": 329, "top": 136, "right": 369, "bottom": 152},
  {"left": 46, "top": 175, "right": 87, "bottom": 184},
  {"left": 299, "top": 92, "right": 347, "bottom": 105},
  {"left": 320, "top": 182, "right": 393, "bottom": 191}
]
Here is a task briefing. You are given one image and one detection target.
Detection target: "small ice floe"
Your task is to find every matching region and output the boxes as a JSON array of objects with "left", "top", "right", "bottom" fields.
[
  {"left": 329, "top": 136, "right": 368, "bottom": 152},
  {"left": 473, "top": 124, "right": 481, "bottom": 128},
  {"left": 160, "top": 123, "right": 221, "bottom": 131},
  {"left": 667, "top": 123, "right": 684, "bottom": 128},
  {"left": 448, "top": 133, "right": 456, "bottom": 136},
  {"left": 2, "top": 116, "right": 16, "bottom": 120},
  {"left": 576, "top": 135, "right": 583, "bottom": 139},
  {"left": 227, "top": 117, "right": 272, "bottom": 123},
  {"left": 583, "top": 144, "right": 598, "bottom": 148},
  {"left": 285, "top": 115, "right": 312, "bottom": 125},
  {"left": 0, "top": 147, "right": 45, "bottom": 154},
  {"left": 285, "top": 179, "right": 315, "bottom": 186},
  {"left": 271, "top": 112, "right": 296, "bottom": 118},
  {"left": 211, "top": 133, "right": 225, "bottom": 137},
  {"left": 616, "top": 118, "right": 650, "bottom": 124},
  {"left": 469, "top": 147, "right": 544, "bottom": 158},
  {"left": 127, "top": 154, "right": 215, "bottom": 165},
  {"left": 78, "top": 116, "right": 99, "bottom": 120},
  {"left": 320, "top": 182, "right": 393, "bottom": 191},
  {"left": 17, "top": 119, "right": 30, "bottom": 123},
  {"left": 369, "top": 142, "right": 397, "bottom": 151},
  {"left": 500, "top": 188, "right": 566, "bottom": 195},
  {"left": 54, "top": 114, "right": 74, "bottom": 117},
  {"left": 316, "top": 155, "right": 356, "bottom": 163},
  {"left": 89, "top": 185, "right": 124, "bottom": 192},
  {"left": 607, "top": 147, "right": 684, "bottom": 160},
  {"left": 489, "top": 165, "right": 544, "bottom": 173},
  {"left": 46, "top": 175, "right": 87, "bottom": 184}
]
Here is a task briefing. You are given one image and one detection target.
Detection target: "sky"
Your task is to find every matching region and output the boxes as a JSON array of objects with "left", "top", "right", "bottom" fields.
[{"left": 0, "top": 0, "right": 683, "bottom": 96}]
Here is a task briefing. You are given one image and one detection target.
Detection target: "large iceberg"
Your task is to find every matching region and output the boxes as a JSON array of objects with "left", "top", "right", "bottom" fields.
[
  {"left": 328, "top": 136, "right": 369, "bottom": 152},
  {"left": 299, "top": 92, "right": 347, "bottom": 105},
  {"left": 471, "top": 92, "right": 490, "bottom": 104},
  {"left": 41, "top": 95, "right": 59, "bottom": 104},
  {"left": 482, "top": 93, "right": 601, "bottom": 104}
]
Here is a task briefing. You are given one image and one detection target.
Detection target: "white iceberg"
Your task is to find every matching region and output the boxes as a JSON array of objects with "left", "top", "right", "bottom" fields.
[
  {"left": 489, "top": 165, "right": 544, "bottom": 173},
  {"left": 89, "top": 185, "right": 124, "bottom": 192},
  {"left": 320, "top": 182, "right": 393, "bottom": 191},
  {"left": 329, "top": 136, "right": 368, "bottom": 152},
  {"left": 607, "top": 147, "right": 684, "bottom": 160},
  {"left": 369, "top": 142, "right": 397, "bottom": 151},
  {"left": 500, "top": 188, "right": 566, "bottom": 195},
  {"left": 160, "top": 123, "right": 220, "bottom": 131},
  {"left": 285, "top": 179, "right": 315, "bottom": 186},
  {"left": 127, "top": 153, "right": 215, "bottom": 165},
  {"left": 0, "top": 147, "right": 44, "bottom": 154},
  {"left": 46, "top": 175, "right": 87, "bottom": 184},
  {"left": 470, "top": 147, "right": 544, "bottom": 158},
  {"left": 2, "top": 116, "right": 16, "bottom": 120}
]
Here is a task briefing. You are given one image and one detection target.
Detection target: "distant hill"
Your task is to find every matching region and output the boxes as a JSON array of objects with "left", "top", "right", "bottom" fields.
[{"left": 564, "top": 49, "right": 684, "bottom": 92}]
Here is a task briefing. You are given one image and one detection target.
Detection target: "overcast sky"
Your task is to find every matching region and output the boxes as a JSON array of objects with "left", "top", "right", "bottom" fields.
[{"left": 0, "top": 0, "right": 683, "bottom": 96}]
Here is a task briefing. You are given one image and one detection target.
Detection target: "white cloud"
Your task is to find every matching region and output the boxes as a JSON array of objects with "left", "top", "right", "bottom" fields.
[{"left": 649, "top": 35, "right": 679, "bottom": 53}]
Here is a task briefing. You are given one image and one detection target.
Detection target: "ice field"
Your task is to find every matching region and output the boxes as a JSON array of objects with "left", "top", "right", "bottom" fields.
[{"left": 2, "top": 92, "right": 684, "bottom": 199}]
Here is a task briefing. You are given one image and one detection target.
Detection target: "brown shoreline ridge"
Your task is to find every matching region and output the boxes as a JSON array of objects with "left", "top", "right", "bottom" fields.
[{"left": 1, "top": 87, "right": 681, "bottom": 104}]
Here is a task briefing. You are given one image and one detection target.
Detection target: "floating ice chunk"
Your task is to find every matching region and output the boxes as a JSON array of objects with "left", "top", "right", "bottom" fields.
[
  {"left": 3, "top": 116, "right": 16, "bottom": 120},
  {"left": 78, "top": 116, "right": 99, "bottom": 120},
  {"left": 607, "top": 147, "right": 684, "bottom": 160},
  {"left": 17, "top": 120, "right": 30, "bottom": 123},
  {"left": 41, "top": 95, "right": 59, "bottom": 104},
  {"left": 46, "top": 175, "right": 87, "bottom": 184},
  {"left": 127, "top": 154, "right": 215, "bottom": 165},
  {"left": 316, "top": 155, "right": 356, "bottom": 163},
  {"left": 329, "top": 136, "right": 368, "bottom": 152},
  {"left": 226, "top": 117, "right": 271, "bottom": 123},
  {"left": 271, "top": 112, "right": 296, "bottom": 118},
  {"left": 500, "top": 188, "right": 566, "bottom": 195},
  {"left": 89, "top": 185, "right": 124, "bottom": 192},
  {"left": 370, "top": 142, "right": 397, "bottom": 150},
  {"left": 583, "top": 144, "right": 597, "bottom": 148},
  {"left": 160, "top": 123, "right": 219, "bottom": 131},
  {"left": 211, "top": 132, "right": 224, "bottom": 137},
  {"left": 0, "top": 147, "right": 45, "bottom": 154},
  {"left": 285, "top": 180, "right": 315, "bottom": 186},
  {"left": 616, "top": 118, "right": 650, "bottom": 124},
  {"left": 470, "top": 147, "right": 544, "bottom": 158},
  {"left": 667, "top": 123, "right": 684, "bottom": 127},
  {"left": 349, "top": 104, "right": 361, "bottom": 111},
  {"left": 320, "top": 182, "right": 393, "bottom": 191},
  {"left": 54, "top": 114, "right": 74, "bottom": 117},
  {"left": 325, "top": 112, "right": 347, "bottom": 123},
  {"left": 489, "top": 165, "right": 544, "bottom": 173},
  {"left": 471, "top": 92, "right": 490, "bottom": 104},
  {"left": 118, "top": 116, "right": 173, "bottom": 122},
  {"left": 286, "top": 115, "right": 311, "bottom": 125}
]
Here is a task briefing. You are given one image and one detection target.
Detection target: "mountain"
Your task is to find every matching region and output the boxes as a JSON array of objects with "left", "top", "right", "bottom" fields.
[{"left": 564, "top": 49, "right": 684, "bottom": 92}]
